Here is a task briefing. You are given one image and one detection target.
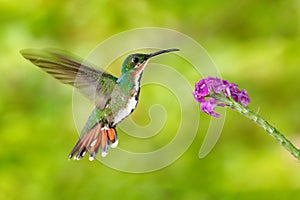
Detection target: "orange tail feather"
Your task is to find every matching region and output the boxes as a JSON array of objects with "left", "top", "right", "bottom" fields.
[{"left": 68, "top": 123, "right": 118, "bottom": 160}]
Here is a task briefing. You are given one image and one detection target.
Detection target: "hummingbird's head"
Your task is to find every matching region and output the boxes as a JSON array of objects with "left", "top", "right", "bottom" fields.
[{"left": 121, "top": 48, "right": 179, "bottom": 74}]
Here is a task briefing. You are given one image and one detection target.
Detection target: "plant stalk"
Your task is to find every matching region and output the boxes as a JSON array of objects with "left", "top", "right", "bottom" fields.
[{"left": 231, "top": 100, "right": 300, "bottom": 160}]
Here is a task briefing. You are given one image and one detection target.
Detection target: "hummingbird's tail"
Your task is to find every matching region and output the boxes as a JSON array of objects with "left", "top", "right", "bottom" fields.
[{"left": 68, "top": 122, "right": 118, "bottom": 161}]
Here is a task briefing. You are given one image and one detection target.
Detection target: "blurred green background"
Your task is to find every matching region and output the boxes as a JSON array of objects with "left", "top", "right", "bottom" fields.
[{"left": 1, "top": 0, "right": 300, "bottom": 199}]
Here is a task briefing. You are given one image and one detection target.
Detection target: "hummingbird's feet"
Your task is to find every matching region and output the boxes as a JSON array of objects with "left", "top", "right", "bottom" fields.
[{"left": 68, "top": 123, "right": 118, "bottom": 161}]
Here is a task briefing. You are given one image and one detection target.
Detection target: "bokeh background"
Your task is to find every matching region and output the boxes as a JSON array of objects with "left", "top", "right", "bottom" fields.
[{"left": 1, "top": 0, "right": 300, "bottom": 199}]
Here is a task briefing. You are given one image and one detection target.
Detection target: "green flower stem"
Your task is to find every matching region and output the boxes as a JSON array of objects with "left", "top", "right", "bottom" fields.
[{"left": 215, "top": 94, "right": 300, "bottom": 160}]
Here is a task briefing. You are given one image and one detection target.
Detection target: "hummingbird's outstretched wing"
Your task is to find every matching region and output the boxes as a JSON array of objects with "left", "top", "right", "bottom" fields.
[{"left": 20, "top": 48, "right": 118, "bottom": 110}]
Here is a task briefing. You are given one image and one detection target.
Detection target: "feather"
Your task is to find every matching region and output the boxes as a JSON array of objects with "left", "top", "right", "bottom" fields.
[
  {"left": 68, "top": 121, "right": 118, "bottom": 160},
  {"left": 20, "top": 48, "right": 118, "bottom": 110}
]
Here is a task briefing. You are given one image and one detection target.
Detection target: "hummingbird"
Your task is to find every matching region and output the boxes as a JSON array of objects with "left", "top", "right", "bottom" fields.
[{"left": 20, "top": 48, "right": 179, "bottom": 160}]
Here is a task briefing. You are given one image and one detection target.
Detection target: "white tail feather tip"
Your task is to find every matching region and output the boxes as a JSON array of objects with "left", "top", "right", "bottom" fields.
[
  {"left": 101, "top": 152, "right": 108, "bottom": 157},
  {"left": 110, "top": 140, "right": 118, "bottom": 148},
  {"left": 90, "top": 139, "right": 97, "bottom": 147},
  {"left": 89, "top": 156, "right": 95, "bottom": 161}
]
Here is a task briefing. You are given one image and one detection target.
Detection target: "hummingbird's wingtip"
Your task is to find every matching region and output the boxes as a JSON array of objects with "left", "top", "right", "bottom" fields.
[
  {"left": 19, "top": 48, "right": 36, "bottom": 55},
  {"left": 19, "top": 48, "right": 42, "bottom": 60},
  {"left": 19, "top": 49, "right": 29, "bottom": 57}
]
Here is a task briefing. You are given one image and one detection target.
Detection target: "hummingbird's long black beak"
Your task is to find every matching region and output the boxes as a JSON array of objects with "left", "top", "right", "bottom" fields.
[{"left": 146, "top": 48, "right": 180, "bottom": 59}]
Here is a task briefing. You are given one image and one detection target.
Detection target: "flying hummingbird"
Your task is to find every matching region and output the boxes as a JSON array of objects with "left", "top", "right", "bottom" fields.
[{"left": 20, "top": 48, "right": 179, "bottom": 160}]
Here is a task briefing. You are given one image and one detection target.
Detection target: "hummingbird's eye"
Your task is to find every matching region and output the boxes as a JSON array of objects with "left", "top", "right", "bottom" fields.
[{"left": 132, "top": 57, "right": 139, "bottom": 64}]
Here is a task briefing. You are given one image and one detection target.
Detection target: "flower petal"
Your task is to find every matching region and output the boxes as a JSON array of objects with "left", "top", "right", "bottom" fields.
[
  {"left": 193, "top": 79, "right": 209, "bottom": 102},
  {"left": 193, "top": 77, "right": 251, "bottom": 118},
  {"left": 200, "top": 98, "right": 220, "bottom": 118},
  {"left": 238, "top": 89, "right": 250, "bottom": 106}
]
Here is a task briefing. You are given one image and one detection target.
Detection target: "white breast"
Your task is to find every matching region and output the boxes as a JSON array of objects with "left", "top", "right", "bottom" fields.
[
  {"left": 113, "top": 96, "right": 138, "bottom": 125},
  {"left": 113, "top": 69, "right": 143, "bottom": 126}
]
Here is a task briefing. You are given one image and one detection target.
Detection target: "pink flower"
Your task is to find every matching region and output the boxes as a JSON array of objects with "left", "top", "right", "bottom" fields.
[
  {"left": 193, "top": 77, "right": 250, "bottom": 117},
  {"left": 200, "top": 98, "right": 220, "bottom": 118}
]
